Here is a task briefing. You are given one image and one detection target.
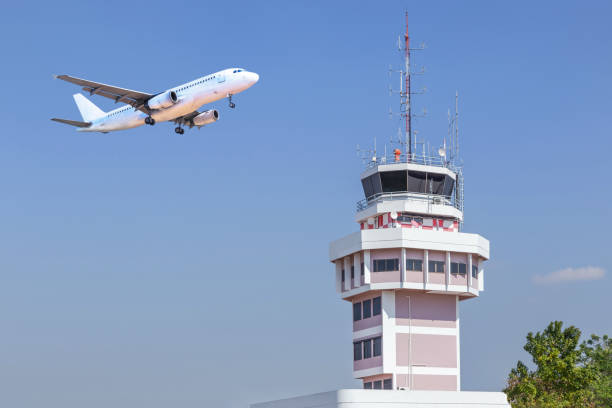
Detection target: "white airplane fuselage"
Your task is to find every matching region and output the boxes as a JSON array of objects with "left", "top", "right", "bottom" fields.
[{"left": 81, "top": 68, "right": 259, "bottom": 132}]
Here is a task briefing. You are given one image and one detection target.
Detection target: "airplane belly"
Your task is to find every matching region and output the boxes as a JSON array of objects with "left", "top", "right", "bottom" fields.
[{"left": 151, "top": 97, "right": 198, "bottom": 122}]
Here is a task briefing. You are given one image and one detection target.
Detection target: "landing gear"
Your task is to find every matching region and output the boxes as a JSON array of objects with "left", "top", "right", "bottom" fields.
[
  {"left": 228, "top": 93, "right": 236, "bottom": 109},
  {"left": 144, "top": 116, "right": 156, "bottom": 125},
  {"left": 174, "top": 126, "right": 184, "bottom": 135}
]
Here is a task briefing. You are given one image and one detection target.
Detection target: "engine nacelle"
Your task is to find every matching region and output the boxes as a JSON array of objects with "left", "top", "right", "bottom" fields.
[
  {"left": 192, "top": 110, "right": 219, "bottom": 126},
  {"left": 146, "top": 90, "right": 178, "bottom": 110}
]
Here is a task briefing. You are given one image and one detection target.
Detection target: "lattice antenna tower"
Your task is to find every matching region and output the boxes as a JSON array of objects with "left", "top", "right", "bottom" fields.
[
  {"left": 446, "top": 91, "right": 460, "bottom": 165},
  {"left": 389, "top": 12, "right": 426, "bottom": 159}
]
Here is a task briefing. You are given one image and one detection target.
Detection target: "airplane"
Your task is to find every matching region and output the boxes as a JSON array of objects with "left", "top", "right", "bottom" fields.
[{"left": 51, "top": 68, "right": 259, "bottom": 134}]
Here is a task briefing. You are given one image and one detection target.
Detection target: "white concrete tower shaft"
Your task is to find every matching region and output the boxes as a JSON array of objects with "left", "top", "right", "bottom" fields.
[{"left": 329, "top": 157, "right": 489, "bottom": 391}]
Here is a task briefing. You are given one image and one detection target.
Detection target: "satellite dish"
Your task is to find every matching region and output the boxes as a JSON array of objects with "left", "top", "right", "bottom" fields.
[
  {"left": 390, "top": 211, "right": 398, "bottom": 220},
  {"left": 438, "top": 147, "right": 446, "bottom": 158},
  {"left": 371, "top": 156, "right": 377, "bottom": 162},
  {"left": 367, "top": 217, "right": 374, "bottom": 225}
]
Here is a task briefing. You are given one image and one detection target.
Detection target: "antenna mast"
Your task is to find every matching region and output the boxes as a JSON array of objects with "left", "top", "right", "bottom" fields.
[{"left": 404, "top": 12, "right": 412, "bottom": 159}]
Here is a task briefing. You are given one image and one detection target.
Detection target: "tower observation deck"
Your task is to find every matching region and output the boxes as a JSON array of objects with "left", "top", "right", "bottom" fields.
[{"left": 329, "top": 152, "right": 489, "bottom": 391}]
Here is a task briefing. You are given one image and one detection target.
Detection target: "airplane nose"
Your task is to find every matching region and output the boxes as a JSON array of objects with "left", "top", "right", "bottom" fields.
[{"left": 246, "top": 72, "right": 259, "bottom": 84}]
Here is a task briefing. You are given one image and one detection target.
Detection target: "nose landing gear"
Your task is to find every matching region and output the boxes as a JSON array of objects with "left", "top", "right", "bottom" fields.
[
  {"left": 144, "top": 116, "right": 156, "bottom": 125},
  {"left": 227, "top": 93, "right": 236, "bottom": 109},
  {"left": 174, "top": 126, "right": 184, "bottom": 135}
]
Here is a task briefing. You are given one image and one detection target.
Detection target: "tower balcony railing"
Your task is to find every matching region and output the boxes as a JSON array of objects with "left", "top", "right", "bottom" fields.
[
  {"left": 356, "top": 191, "right": 460, "bottom": 212},
  {"left": 364, "top": 153, "right": 461, "bottom": 173}
]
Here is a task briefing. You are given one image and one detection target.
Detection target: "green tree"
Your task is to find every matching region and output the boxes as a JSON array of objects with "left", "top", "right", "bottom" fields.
[
  {"left": 581, "top": 334, "right": 612, "bottom": 407},
  {"left": 504, "top": 321, "right": 598, "bottom": 407}
]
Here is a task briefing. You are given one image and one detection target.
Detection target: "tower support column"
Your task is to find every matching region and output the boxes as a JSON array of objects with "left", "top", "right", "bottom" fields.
[
  {"left": 400, "top": 248, "right": 407, "bottom": 284},
  {"left": 381, "top": 291, "right": 396, "bottom": 385},
  {"left": 363, "top": 250, "right": 371, "bottom": 284},
  {"left": 423, "top": 249, "right": 429, "bottom": 288},
  {"left": 344, "top": 257, "right": 351, "bottom": 291},
  {"left": 445, "top": 251, "right": 451, "bottom": 289},
  {"left": 467, "top": 254, "right": 473, "bottom": 291},
  {"left": 353, "top": 252, "right": 361, "bottom": 288}
]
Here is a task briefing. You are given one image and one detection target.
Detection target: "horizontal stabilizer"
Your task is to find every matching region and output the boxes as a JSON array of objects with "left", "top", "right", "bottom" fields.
[{"left": 51, "top": 118, "right": 91, "bottom": 128}]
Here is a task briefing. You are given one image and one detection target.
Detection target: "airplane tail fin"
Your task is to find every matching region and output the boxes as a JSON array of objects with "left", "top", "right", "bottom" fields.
[{"left": 73, "top": 93, "right": 105, "bottom": 122}]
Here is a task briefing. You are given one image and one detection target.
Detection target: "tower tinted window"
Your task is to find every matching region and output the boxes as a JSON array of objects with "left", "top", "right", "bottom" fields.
[
  {"left": 451, "top": 262, "right": 467, "bottom": 275},
  {"left": 373, "top": 259, "right": 399, "bottom": 272},
  {"left": 363, "top": 339, "right": 372, "bottom": 359},
  {"left": 407, "top": 259, "right": 423, "bottom": 271},
  {"left": 373, "top": 380, "right": 382, "bottom": 389},
  {"left": 472, "top": 265, "right": 479, "bottom": 278},
  {"left": 353, "top": 302, "right": 361, "bottom": 321},
  {"left": 380, "top": 170, "right": 407, "bottom": 192},
  {"left": 427, "top": 173, "right": 445, "bottom": 194},
  {"left": 362, "top": 299, "right": 371, "bottom": 319},
  {"left": 383, "top": 378, "right": 392, "bottom": 389},
  {"left": 353, "top": 342, "right": 362, "bottom": 361},
  {"left": 372, "top": 296, "right": 381, "bottom": 316},
  {"left": 351, "top": 266, "right": 354, "bottom": 279},
  {"left": 407, "top": 171, "right": 427, "bottom": 193},
  {"left": 429, "top": 261, "right": 445, "bottom": 273},
  {"left": 373, "top": 336, "right": 382, "bottom": 357},
  {"left": 361, "top": 173, "right": 382, "bottom": 199},
  {"left": 364, "top": 382, "right": 372, "bottom": 389}
]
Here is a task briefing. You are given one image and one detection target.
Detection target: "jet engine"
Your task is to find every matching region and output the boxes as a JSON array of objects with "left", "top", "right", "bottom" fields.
[
  {"left": 192, "top": 110, "right": 219, "bottom": 126},
  {"left": 146, "top": 90, "right": 178, "bottom": 110}
]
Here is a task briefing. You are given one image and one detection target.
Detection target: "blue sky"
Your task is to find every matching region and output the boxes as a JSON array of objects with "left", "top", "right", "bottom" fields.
[{"left": 1, "top": 1, "right": 611, "bottom": 407}]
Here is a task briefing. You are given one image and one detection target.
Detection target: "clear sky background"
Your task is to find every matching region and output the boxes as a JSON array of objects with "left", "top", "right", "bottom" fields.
[{"left": 1, "top": 1, "right": 610, "bottom": 407}]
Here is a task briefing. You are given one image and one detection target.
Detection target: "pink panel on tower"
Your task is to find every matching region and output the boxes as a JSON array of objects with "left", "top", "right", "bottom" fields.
[
  {"left": 352, "top": 291, "right": 382, "bottom": 302},
  {"left": 370, "top": 249, "right": 401, "bottom": 283},
  {"left": 353, "top": 314, "right": 382, "bottom": 331},
  {"left": 396, "top": 374, "right": 457, "bottom": 391},
  {"left": 371, "top": 270, "right": 401, "bottom": 283},
  {"left": 370, "top": 248, "right": 401, "bottom": 260},
  {"left": 353, "top": 355, "right": 382, "bottom": 371},
  {"left": 396, "top": 333, "right": 457, "bottom": 368},
  {"left": 471, "top": 259, "right": 479, "bottom": 289},
  {"left": 395, "top": 293, "right": 457, "bottom": 328},
  {"left": 428, "top": 251, "right": 445, "bottom": 262},
  {"left": 450, "top": 272, "right": 467, "bottom": 285},
  {"left": 405, "top": 270, "right": 423, "bottom": 283}
]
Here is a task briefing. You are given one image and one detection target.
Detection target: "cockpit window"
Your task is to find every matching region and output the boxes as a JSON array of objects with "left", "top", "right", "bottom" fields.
[{"left": 232, "top": 69, "right": 243, "bottom": 73}]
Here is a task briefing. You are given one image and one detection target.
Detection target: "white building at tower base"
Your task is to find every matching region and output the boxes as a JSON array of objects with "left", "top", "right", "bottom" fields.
[{"left": 251, "top": 389, "right": 510, "bottom": 408}]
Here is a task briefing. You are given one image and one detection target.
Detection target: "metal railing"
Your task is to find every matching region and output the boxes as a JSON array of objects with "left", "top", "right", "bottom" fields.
[
  {"left": 364, "top": 153, "right": 461, "bottom": 173},
  {"left": 356, "top": 191, "right": 460, "bottom": 212}
]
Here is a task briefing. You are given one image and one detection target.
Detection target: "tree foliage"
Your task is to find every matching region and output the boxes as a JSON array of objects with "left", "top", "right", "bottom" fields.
[
  {"left": 504, "top": 321, "right": 611, "bottom": 407},
  {"left": 581, "top": 334, "right": 612, "bottom": 407}
]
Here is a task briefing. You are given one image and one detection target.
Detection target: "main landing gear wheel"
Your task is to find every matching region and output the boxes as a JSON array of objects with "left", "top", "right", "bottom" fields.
[
  {"left": 174, "top": 127, "right": 184, "bottom": 135},
  {"left": 228, "top": 94, "right": 236, "bottom": 109},
  {"left": 145, "top": 116, "right": 156, "bottom": 125}
]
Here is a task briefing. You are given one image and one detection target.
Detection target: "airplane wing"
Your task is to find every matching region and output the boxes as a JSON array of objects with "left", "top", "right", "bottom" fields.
[
  {"left": 55, "top": 75, "right": 154, "bottom": 113},
  {"left": 51, "top": 118, "right": 91, "bottom": 127},
  {"left": 172, "top": 110, "right": 201, "bottom": 128}
]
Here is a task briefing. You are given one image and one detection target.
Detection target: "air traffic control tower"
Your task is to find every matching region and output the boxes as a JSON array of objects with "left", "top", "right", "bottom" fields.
[
  {"left": 250, "top": 14, "right": 510, "bottom": 408},
  {"left": 329, "top": 153, "right": 486, "bottom": 392},
  {"left": 251, "top": 152, "right": 510, "bottom": 408}
]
